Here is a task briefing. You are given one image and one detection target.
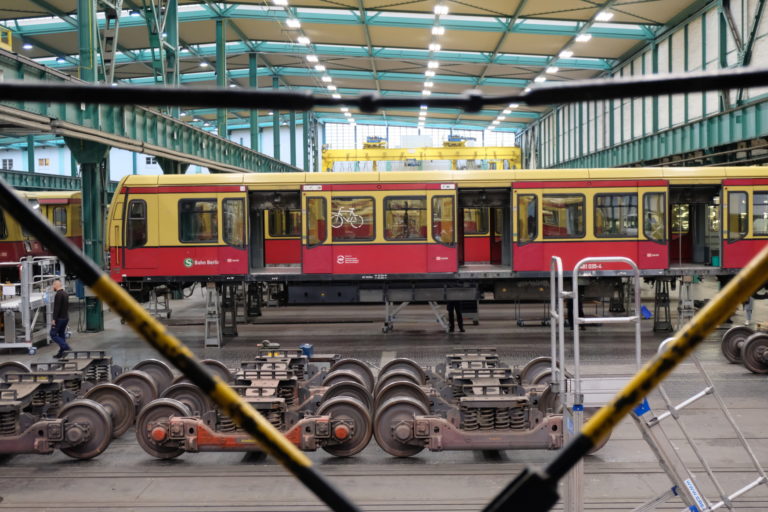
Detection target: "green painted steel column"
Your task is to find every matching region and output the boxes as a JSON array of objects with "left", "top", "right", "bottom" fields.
[
  {"left": 26, "top": 136, "right": 34, "bottom": 172},
  {"left": 76, "top": 0, "right": 107, "bottom": 332},
  {"left": 157, "top": 157, "right": 189, "bottom": 174},
  {"left": 249, "top": 53, "right": 260, "bottom": 152},
  {"left": 272, "top": 76, "right": 280, "bottom": 160},
  {"left": 132, "top": 152, "right": 137, "bottom": 174},
  {"left": 70, "top": 153, "right": 78, "bottom": 177},
  {"left": 216, "top": 19, "right": 228, "bottom": 138},
  {"left": 289, "top": 111, "right": 297, "bottom": 166},
  {"left": 166, "top": 0, "right": 180, "bottom": 118},
  {"left": 302, "top": 111, "right": 310, "bottom": 171}
]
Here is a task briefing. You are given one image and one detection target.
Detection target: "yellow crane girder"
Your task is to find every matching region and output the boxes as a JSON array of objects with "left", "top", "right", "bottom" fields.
[{"left": 321, "top": 146, "right": 522, "bottom": 172}]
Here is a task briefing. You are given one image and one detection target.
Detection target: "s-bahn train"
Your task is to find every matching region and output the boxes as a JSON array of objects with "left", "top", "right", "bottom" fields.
[
  {"left": 105, "top": 168, "right": 766, "bottom": 303},
  {"left": 0, "top": 190, "right": 82, "bottom": 280}
]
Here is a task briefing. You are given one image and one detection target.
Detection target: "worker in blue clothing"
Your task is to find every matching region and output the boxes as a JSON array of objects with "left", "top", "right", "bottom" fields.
[{"left": 50, "top": 279, "right": 71, "bottom": 358}]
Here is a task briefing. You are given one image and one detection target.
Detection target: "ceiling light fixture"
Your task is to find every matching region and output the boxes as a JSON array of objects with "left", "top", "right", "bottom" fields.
[
  {"left": 427, "top": 60, "right": 439, "bottom": 69},
  {"left": 327, "top": 85, "right": 337, "bottom": 91},
  {"left": 575, "top": 34, "right": 592, "bottom": 42},
  {"left": 344, "top": 112, "right": 352, "bottom": 117},
  {"left": 420, "top": 105, "right": 428, "bottom": 110},
  {"left": 509, "top": 103, "right": 520, "bottom": 108},
  {"left": 432, "top": 25, "right": 445, "bottom": 36},
  {"left": 297, "top": 36, "right": 311, "bottom": 45},
  {"left": 424, "top": 81, "right": 434, "bottom": 87},
  {"left": 595, "top": 11, "right": 614, "bottom": 22},
  {"left": 321, "top": 75, "right": 332, "bottom": 82},
  {"left": 332, "top": 93, "right": 341, "bottom": 99},
  {"left": 199, "top": 61, "right": 209, "bottom": 68},
  {"left": 428, "top": 43, "right": 441, "bottom": 52},
  {"left": 502, "top": 109, "right": 511, "bottom": 115},
  {"left": 497, "top": 116, "right": 506, "bottom": 120},
  {"left": 559, "top": 49, "right": 573, "bottom": 58},
  {"left": 434, "top": 4, "right": 449, "bottom": 15},
  {"left": 286, "top": 18, "right": 301, "bottom": 28},
  {"left": 534, "top": 76, "right": 546, "bottom": 83},
  {"left": 315, "top": 64, "right": 326, "bottom": 72},
  {"left": 422, "top": 89, "right": 432, "bottom": 96},
  {"left": 306, "top": 54, "right": 319, "bottom": 63},
  {"left": 22, "top": 42, "right": 33, "bottom": 50},
  {"left": 272, "top": 0, "right": 288, "bottom": 5},
  {"left": 425, "top": 70, "right": 435, "bottom": 77},
  {"left": 546, "top": 66, "right": 559, "bottom": 74},
  {"left": 523, "top": 87, "right": 531, "bottom": 93},
  {"left": 56, "top": 57, "right": 67, "bottom": 63}
]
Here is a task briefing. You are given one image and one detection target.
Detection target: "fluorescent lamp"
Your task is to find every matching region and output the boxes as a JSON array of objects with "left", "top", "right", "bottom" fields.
[
  {"left": 575, "top": 34, "right": 592, "bottom": 42},
  {"left": 297, "top": 36, "right": 311, "bottom": 45},
  {"left": 559, "top": 50, "right": 573, "bottom": 58},
  {"left": 432, "top": 25, "right": 445, "bottom": 36},
  {"left": 595, "top": 11, "right": 614, "bottom": 22},
  {"left": 427, "top": 60, "right": 439, "bottom": 69},
  {"left": 199, "top": 61, "right": 209, "bottom": 68},
  {"left": 332, "top": 93, "right": 341, "bottom": 99},
  {"left": 306, "top": 54, "right": 319, "bottom": 63},
  {"left": 509, "top": 103, "right": 519, "bottom": 108},
  {"left": 315, "top": 64, "right": 326, "bottom": 72},
  {"left": 434, "top": 4, "right": 449, "bottom": 15},
  {"left": 327, "top": 85, "right": 337, "bottom": 91},
  {"left": 272, "top": 0, "right": 288, "bottom": 5},
  {"left": 428, "top": 43, "right": 441, "bottom": 52},
  {"left": 534, "top": 76, "right": 546, "bottom": 83},
  {"left": 425, "top": 70, "right": 435, "bottom": 77},
  {"left": 22, "top": 42, "right": 33, "bottom": 50},
  {"left": 546, "top": 66, "right": 559, "bottom": 74},
  {"left": 424, "top": 81, "right": 434, "bottom": 87},
  {"left": 286, "top": 18, "right": 301, "bottom": 28},
  {"left": 422, "top": 89, "right": 432, "bottom": 96},
  {"left": 321, "top": 75, "right": 332, "bottom": 82},
  {"left": 502, "top": 109, "right": 511, "bottom": 115}
]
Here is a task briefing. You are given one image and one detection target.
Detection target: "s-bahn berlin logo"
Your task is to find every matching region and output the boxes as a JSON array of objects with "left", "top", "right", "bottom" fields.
[{"left": 184, "top": 258, "right": 193, "bottom": 268}]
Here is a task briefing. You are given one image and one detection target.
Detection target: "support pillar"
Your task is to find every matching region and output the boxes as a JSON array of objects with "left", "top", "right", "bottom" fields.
[
  {"left": 272, "top": 76, "right": 280, "bottom": 160},
  {"left": 216, "top": 19, "right": 227, "bottom": 138},
  {"left": 157, "top": 157, "right": 189, "bottom": 174},
  {"left": 302, "top": 111, "right": 310, "bottom": 171},
  {"left": 70, "top": 153, "right": 78, "bottom": 177},
  {"left": 165, "top": 0, "right": 180, "bottom": 118},
  {"left": 249, "top": 53, "right": 259, "bottom": 152},
  {"left": 26, "top": 135, "right": 34, "bottom": 172},
  {"left": 289, "top": 111, "right": 297, "bottom": 166}
]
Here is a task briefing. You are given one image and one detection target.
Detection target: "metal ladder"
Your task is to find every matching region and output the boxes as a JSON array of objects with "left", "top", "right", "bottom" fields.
[
  {"left": 631, "top": 338, "right": 768, "bottom": 512},
  {"left": 551, "top": 256, "right": 643, "bottom": 512}
]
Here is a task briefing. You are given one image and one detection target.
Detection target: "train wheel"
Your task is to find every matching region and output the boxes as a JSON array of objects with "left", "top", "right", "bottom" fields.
[
  {"left": 721, "top": 326, "right": 754, "bottom": 364},
  {"left": 58, "top": 399, "right": 113, "bottom": 460},
  {"left": 329, "top": 359, "right": 375, "bottom": 392},
  {"left": 373, "top": 371, "right": 421, "bottom": 396},
  {"left": 536, "top": 386, "right": 562, "bottom": 414},
  {"left": 374, "top": 381, "right": 429, "bottom": 411},
  {"left": 322, "top": 381, "right": 373, "bottom": 412},
  {"left": 741, "top": 333, "right": 768, "bottom": 374},
  {"left": 114, "top": 370, "right": 159, "bottom": 412},
  {"left": 322, "top": 369, "right": 367, "bottom": 389},
  {"left": 374, "top": 396, "right": 429, "bottom": 457},
  {"left": 84, "top": 383, "right": 136, "bottom": 438},
  {"left": 0, "top": 361, "right": 30, "bottom": 381},
  {"left": 201, "top": 359, "right": 233, "bottom": 383},
  {"left": 133, "top": 359, "right": 175, "bottom": 394},
  {"left": 171, "top": 374, "right": 191, "bottom": 386},
  {"left": 317, "top": 396, "right": 373, "bottom": 457},
  {"left": 161, "top": 383, "right": 214, "bottom": 417},
  {"left": 520, "top": 357, "right": 557, "bottom": 385},
  {"left": 379, "top": 359, "right": 426, "bottom": 386},
  {"left": 136, "top": 398, "right": 191, "bottom": 459}
]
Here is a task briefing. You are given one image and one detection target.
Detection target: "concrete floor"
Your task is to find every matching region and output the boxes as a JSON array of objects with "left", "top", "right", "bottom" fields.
[{"left": 1, "top": 277, "right": 767, "bottom": 511}]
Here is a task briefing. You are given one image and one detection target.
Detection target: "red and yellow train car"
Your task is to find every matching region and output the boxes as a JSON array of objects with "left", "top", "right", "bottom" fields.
[
  {"left": 0, "top": 190, "right": 82, "bottom": 263},
  {"left": 106, "top": 168, "right": 768, "bottom": 295}
]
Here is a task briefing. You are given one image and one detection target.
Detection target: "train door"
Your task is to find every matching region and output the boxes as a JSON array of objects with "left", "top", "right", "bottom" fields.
[
  {"left": 458, "top": 189, "right": 510, "bottom": 269},
  {"left": 722, "top": 183, "right": 752, "bottom": 268},
  {"left": 301, "top": 186, "right": 332, "bottom": 273},
  {"left": 670, "top": 186, "right": 721, "bottom": 267},
  {"left": 122, "top": 194, "right": 156, "bottom": 270},
  {"left": 248, "top": 191, "right": 300, "bottom": 272},
  {"left": 512, "top": 188, "right": 541, "bottom": 271},
  {"left": 427, "top": 187, "right": 458, "bottom": 273}
]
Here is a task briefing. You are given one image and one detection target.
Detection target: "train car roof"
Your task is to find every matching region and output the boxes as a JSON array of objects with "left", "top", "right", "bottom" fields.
[{"left": 117, "top": 167, "right": 768, "bottom": 189}]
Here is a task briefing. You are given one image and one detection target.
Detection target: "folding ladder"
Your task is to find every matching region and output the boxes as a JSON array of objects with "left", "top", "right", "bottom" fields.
[
  {"left": 550, "top": 256, "right": 643, "bottom": 512},
  {"left": 631, "top": 338, "right": 768, "bottom": 512}
]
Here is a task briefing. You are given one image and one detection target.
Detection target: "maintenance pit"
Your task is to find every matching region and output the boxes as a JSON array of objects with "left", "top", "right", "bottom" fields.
[{"left": 0, "top": 278, "right": 767, "bottom": 512}]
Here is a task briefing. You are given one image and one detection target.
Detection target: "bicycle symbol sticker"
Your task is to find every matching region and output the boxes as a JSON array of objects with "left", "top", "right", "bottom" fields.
[{"left": 331, "top": 207, "right": 364, "bottom": 229}]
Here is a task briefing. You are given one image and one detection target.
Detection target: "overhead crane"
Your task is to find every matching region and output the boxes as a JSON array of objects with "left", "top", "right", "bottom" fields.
[{"left": 321, "top": 145, "right": 522, "bottom": 172}]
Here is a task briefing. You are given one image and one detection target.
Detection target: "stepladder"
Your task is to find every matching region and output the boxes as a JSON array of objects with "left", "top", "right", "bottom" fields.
[
  {"left": 631, "top": 338, "right": 768, "bottom": 512},
  {"left": 551, "top": 256, "right": 644, "bottom": 512}
]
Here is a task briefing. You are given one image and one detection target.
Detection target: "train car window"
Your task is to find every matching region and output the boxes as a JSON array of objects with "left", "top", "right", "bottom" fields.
[
  {"left": 223, "top": 198, "right": 246, "bottom": 248},
  {"left": 384, "top": 196, "right": 427, "bottom": 240},
  {"left": 126, "top": 200, "right": 147, "bottom": 248},
  {"left": 178, "top": 199, "right": 218, "bottom": 243},
  {"left": 728, "top": 191, "right": 748, "bottom": 242},
  {"left": 463, "top": 208, "right": 488, "bottom": 235},
  {"left": 21, "top": 199, "right": 41, "bottom": 238},
  {"left": 331, "top": 197, "right": 375, "bottom": 241},
  {"left": 643, "top": 193, "right": 666, "bottom": 243},
  {"left": 542, "top": 194, "right": 585, "bottom": 239},
  {"left": 753, "top": 192, "right": 768, "bottom": 236},
  {"left": 671, "top": 205, "right": 689, "bottom": 234},
  {"left": 432, "top": 196, "right": 455, "bottom": 245},
  {"left": 594, "top": 194, "right": 638, "bottom": 238},
  {"left": 493, "top": 208, "right": 504, "bottom": 236},
  {"left": 52, "top": 206, "right": 67, "bottom": 235},
  {"left": 517, "top": 195, "right": 537, "bottom": 244},
  {"left": 269, "top": 209, "right": 302, "bottom": 237},
  {"left": 0, "top": 210, "right": 7, "bottom": 240},
  {"left": 307, "top": 197, "right": 327, "bottom": 246}
]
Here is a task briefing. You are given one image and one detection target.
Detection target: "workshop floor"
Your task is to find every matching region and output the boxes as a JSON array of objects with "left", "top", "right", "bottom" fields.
[{"left": 1, "top": 277, "right": 767, "bottom": 511}]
